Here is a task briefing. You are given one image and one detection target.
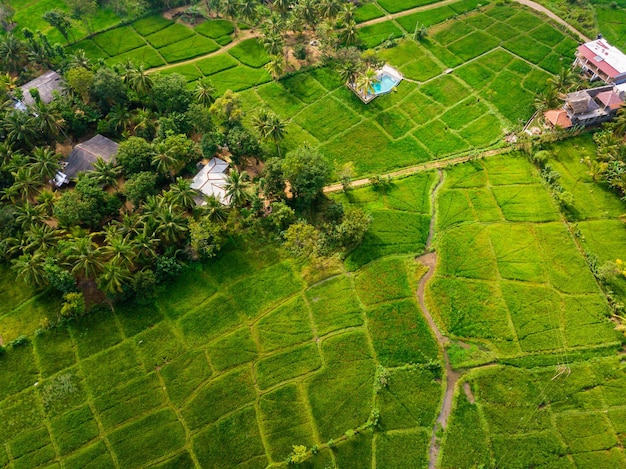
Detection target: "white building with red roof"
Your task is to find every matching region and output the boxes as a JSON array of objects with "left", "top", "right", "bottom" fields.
[{"left": 574, "top": 37, "right": 626, "bottom": 84}]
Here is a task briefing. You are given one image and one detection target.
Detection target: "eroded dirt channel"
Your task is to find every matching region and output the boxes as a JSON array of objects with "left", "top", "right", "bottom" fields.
[{"left": 414, "top": 169, "right": 461, "bottom": 469}]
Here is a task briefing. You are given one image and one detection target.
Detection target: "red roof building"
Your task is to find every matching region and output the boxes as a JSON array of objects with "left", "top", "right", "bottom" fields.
[
  {"left": 543, "top": 110, "right": 573, "bottom": 129},
  {"left": 574, "top": 38, "right": 626, "bottom": 84}
]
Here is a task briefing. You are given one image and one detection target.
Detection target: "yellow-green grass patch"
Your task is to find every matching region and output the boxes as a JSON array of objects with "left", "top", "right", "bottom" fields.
[
  {"left": 255, "top": 343, "right": 322, "bottom": 390},
  {"left": 436, "top": 188, "right": 475, "bottom": 229},
  {"left": 307, "top": 332, "right": 375, "bottom": 441},
  {"left": 294, "top": 95, "right": 360, "bottom": 141},
  {"left": 455, "top": 61, "right": 497, "bottom": 90},
  {"left": 195, "top": 53, "right": 239, "bottom": 76},
  {"left": 63, "top": 440, "right": 115, "bottom": 468},
  {"left": 375, "top": 430, "right": 430, "bottom": 468},
  {"left": 482, "top": 153, "right": 536, "bottom": 185},
  {"left": 159, "top": 35, "right": 220, "bottom": 63},
  {"left": 367, "top": 299, "right": 439, "bottom": 365},
  {"left": 194, "top": 19, "right": 234, "bottom": 38},
  {"left": 211, "top": 65, "right": 271, "bottom": 95},
  {"left": 38, "top": 368, "right": 87, "bottom": 417},
  {"left": 385, "top": 171, "right": 435, "bottom": 212},
  {"left": 0, "top": 343, "right": 40, "bottom": 401},
  {"left": 159, "top": 63, "right": 203, "bottom": 82},
  {"left": 256, "top": 82, "right": 307, "bottom": 119},
  {"left": 8, "top": 426, "right": 56, "bottom": 469},
  {"left": 108, "top": 409, "right": 186, "bottom": 468},
  {"left": 69, "top": 309, "right": 123, "bottom": 359},
  {"left": 259, "top": 383, "right": 316, "bottom": 462},
  {"left": 447, "top": 31, "right": 499, "bottom": 62},
  {"left": 396, "top": 5, "right": 456, "bottom": 32},
  {"left": 145, "top": 23, "right": 195, "bottom": 48},
  {"left": 491, "top": 184, "right": 561, "bottom": 222},
  {"left": 228, "top": 38, "right": 270, "bottom": 68},
  {"left": 355, "top": 257, "right": 413, "bottom": 306},
  {"left": 34, "top": 327, "right": 77, "bottom": 378},
  {"left": 135, "top": 321, "right": 186, "bottom": 369},
  {"left": 93, "top": 373, "right": 165, "bottom": 429},
  {"left": 444, "top": 159, "right": 487, "bottom": 188},
  {"left": 305, "top": 275, "right": 363, "bottom": 335},
  {"left": 106, "top": 45, "right": 165, "bottom": 68},
  {"left": 80, "top": 342, "right": 144, "bottom": 397},
  {"left": 503, "top": 34, "right": 552, "bottom": 65},
  {"left": 438, "top": 224, "right": 497, "bottom": 280},
  {"left": 207, "top": 327, "right": 258, "bottom": 372},
  {"left": 280, "top": 73, "right": 327, "bottom": 104},
  {"left": 114, "top": 300, "right": 163, "bottom": 337},
  {"left": 254, "top": 295, "right": 313, "bottom": 353},
  {"left": 355, "top": 2, "right": 386, "bottom": 22},
  {"left": 92, "top": 25, "right": 146, "bottom": 57},
  {"left": 50, "top": 405, "right": 99, "bottom": 455},
  {"left": 488, "top": 223, "right": 547, "bottom": 282},
  {"left": 420, "top": 74, "right": 473, "bottom": 107},
  {"left": 358, "top": 21, "right": 403, "bottom": 49},
  {"left": 159, "top": 350, "right": 212, "bottom": 407},
  {"left": 192, "top": 406, "right": 267, "bottom": 468},
  {"left": 414, "top": 119, "right": 470, "bottom": 157},
  {"left": 132, "top": 15, "right": 173, "bottom": 36},
  {"left": 182, "top": 367, "right": 256, "bottom": 430}
]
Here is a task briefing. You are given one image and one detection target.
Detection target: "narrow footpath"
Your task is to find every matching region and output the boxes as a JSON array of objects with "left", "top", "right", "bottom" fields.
[
  {"left": 323, "top": 147, "right": 509, "bottom": 193},
  {"left": 414, "top": 169, "right": 460, "bottom": 469}
]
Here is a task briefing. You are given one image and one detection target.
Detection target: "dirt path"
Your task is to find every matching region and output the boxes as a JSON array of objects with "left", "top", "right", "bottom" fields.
[
  {"left": 515, "top": 0, "right": 590, "bottom": 42},
  {"left": 413, "top": 169, "right": 461, "bottom": 469},
  {"left": 324, "top": 147, "right": 509, "bottom": 193}
]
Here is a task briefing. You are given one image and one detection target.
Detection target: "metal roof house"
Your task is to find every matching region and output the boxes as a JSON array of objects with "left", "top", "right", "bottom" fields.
[
  {"left": 190, "top": 157, "right": 230, "bottom": 205},
  {"left": 15, "top": 70, "right": 64, "bottom": 110},
  {"left": 55, "top": 135, "right": 118, "bottom": 186},
  {"left": 574, "top": 38, "right": 626, "bottom": 84}
]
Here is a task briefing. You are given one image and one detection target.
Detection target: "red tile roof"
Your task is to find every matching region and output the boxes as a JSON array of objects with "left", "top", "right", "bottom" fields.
[
  {"left": 577, "top": 40, "right": 626, "bottom": 79},
  {"left": 596, "top": 90, "right": 624, "bottom": 110},
  {"left": 544, "top": 110, "right": 572, "bottom": 129}
]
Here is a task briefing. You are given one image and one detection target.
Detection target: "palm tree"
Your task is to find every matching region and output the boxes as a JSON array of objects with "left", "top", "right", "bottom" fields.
[
  {"left": 224, "top": 168, "right": 251, "bottom": 207},
  {"left": 613, "top": 105, "right": 626, "bottom": 138},
  {"left": 200, "top": 195, "right": 228, "bottom": 222},
  {"left": 133, "top": 229, "right": 158, "bottom": 262},
  {"left": 3, "top": 109, "right": 38, "bottom": 149},
  {"left": 128, "top": 64, "right": 153, "bottom": 97},
  {"left": 262, "top": 32, "right": 285, "bottom": 57},
  {"left": 340, "top": 3, "right": 355, "bottom": 25},
  {"left": 31, "top": 101, "right": 65, "bottom": 142},
  {"left": 356, "top": 67, "right": 377, "bottom": 98},
  {"left": 36, "top": 188, "right": 58, "bottom": 217},
  {"left": 67, "top": 49, "right": 92, "bottom": 70},
  {"left": 548, "top": 67, "right": 574, "bottom": 94},
  {"left": 11, "top": 252, "right": 47, "bottom": 288},
  {"left": 154, "top": 202, "right": 188, "bottom": 244},
  {"left": 98, "top": 261, "right": 131, "bottom": 295},
  {"left": 24, "top": 223, "right": 58, "bottom": 254},
  {"left": 341, "top": 20, "right": 359, "bottom": 47},
  {"left": 9, "top": 167, "right": 43, "bottom": 201},
  {"left": 165, "top": 177, "right": 197, "bottom": 211},
  {"left": 223, "top": 0, "right": 240, "bottom": 35},
  {"left": 30, "top": 146, "right": 62, "bottom": 182},
  {"left": 252, "top": 109, "right": 286, "bottom": 157},
  {"left": 239, "top": 0, "right": 258, "bottom": 25},
  {"left": 0, "top": 34, "right": 25, "bottom": 74},
  {"left": 295, "top": 0, "right": 318, "bottom": 29},
  {"left": 534, "top": 83, "right": 559, "bottom": 111},
  {"left": 265, "top": 55, "right": 285, "bottom": 80},
  {"left": 272, "top": 0, "right": 291, "bottom": 18},
  {"left": 14, "top": 201, "right": 46, "bottom": 229},
  {"left": 152, "top": 141, "right": 181, "bottom": 180},
  {"left": 318, "top": 0, "right": 340, "bottom": 20},
  {"left": 413, "top": 21, "right": 428, "bottom": 41},
  {"left": 194, "top": 77, "right": 217, "bottom": 107},
  {"left": 131, "top": 107, "right": 155, "bottom": 138},
  {"left": 66, "top": 235, "right": 104, "bottom": 280},
  {"left": 102, "top": 233, "right": 136, "bottom": 270},
  {"left": 107, "top": 104, "right": 133, "bottom": 134},
  {"left": 90, "top": 157, "right": 121, "bottom": 189}
]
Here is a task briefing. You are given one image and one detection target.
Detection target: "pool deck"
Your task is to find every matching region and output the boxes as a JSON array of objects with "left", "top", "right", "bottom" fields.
[{"left": 347, "top": 64, "right": 404, "bottom": 104}]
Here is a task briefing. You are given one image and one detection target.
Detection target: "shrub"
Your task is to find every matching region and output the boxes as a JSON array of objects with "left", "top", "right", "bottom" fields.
[{"left": 60, "top": 292, "right": 85, "bottom": 319}]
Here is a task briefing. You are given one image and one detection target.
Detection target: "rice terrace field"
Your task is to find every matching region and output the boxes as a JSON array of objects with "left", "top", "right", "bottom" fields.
[{"left": 3, "top": 0, "right": 626, "bottom": 467}]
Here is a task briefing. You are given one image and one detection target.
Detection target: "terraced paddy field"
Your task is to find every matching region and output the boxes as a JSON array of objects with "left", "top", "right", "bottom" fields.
[{"left": 2, "top": 144, "right": 625, "bottom": 467}]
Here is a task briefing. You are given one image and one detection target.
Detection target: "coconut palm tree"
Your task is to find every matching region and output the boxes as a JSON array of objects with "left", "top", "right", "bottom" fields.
[
  {"left": 613, "top": 105, "right": 626, "bottom": 138},
  {"left": 272, "top": 0, "right": 291, "bottom": 18},
  {"left": 356, "top": 67, "right": 377, "bottom": 98},
  {"left": 265, "top": 55, "right": 285, "bottom": 80},
  {"left": 165, "top": 177, "right": 197, "bottom": 211},
  {"left": 24, "top": 223, "right": 58, "bottom": 254},
  {"left": 152, "top": 141, "right": 181, "bottom": 180},
  {"left": 252, "top": 109, "right": 286, "bottom": 157},
  {"left": 30, "top": 146, "right": 62, "bottom": 182},
  {"left": 98, "top": 261, "right": 132, "bottom": 295},
  {"left": 67, "top": 49, "right": 92, "bottom": 70},
  {"left": 8, "top": 167, "right": 43, "bottom": 202},
  {"left": 262, "top": 32, "right": 285, "bottom": 56},
  {"left": 534, "top": 83, "right": 559, "bottom": 111},
  {"left": 14, "top": 201, "right": 46, "bottom": 230},
  {"left": 295, "top": 0, "right": 318, "bottom": 29},
  {"left": 340, "top": 3, "right": 355, "bottom": 24},
  {"left": 66, "top": 235, "right": 104, "bottom": 280},
  {"left": 107, "top": 104, "right": 133, "bottom": 134},
  {"left": 224, "top": 168, "right": 251, "bottom": 207},
  {"left": 341, "top": 20, "right": 358, "bottom": 47},
  {"left": 36, "top": 188, "right": 58, "bottom": 217},
  {"left": 129, "top": 64, "right": 153, "bottom": 97},
  {"left": 11, "top": 252, "right": 47, "bottom": 288},
  {"left": 3, "top": 109, "right": 38, "bottom": 149},
  {"left": 200, "top": 194, "right": 228, "bottom": 222},
  {"left": 31, "top": 101, "right": 65, "bottom": 142},
  {"left": 239, "top": 0, "right": 258, "bottom": 25},
  {"left": 0, "top": 34, "right": 25, "bottom": 74},
  {"left": 548, "top": 67, "right": 574, "bottom": 94},
  {"left": 154, "top": 202, "right": 188, "bottom": 244},
  {"left": 102, "top": 233, "right": 137, "bottom": 270},
  {"left": 318, "top": 0, "right": 340, "bottom": 20},
  {"left": 90, "top": 157, "right": 121, "bottom": 189},
  {"left": 223, "top": 0, "right": 240, "bottom": 35},
  {"left": 133, "top": 229, "right": 158, "bottom": 262},
  {"left": 194, "top": 77, "right": 217, "bottom": 107}
]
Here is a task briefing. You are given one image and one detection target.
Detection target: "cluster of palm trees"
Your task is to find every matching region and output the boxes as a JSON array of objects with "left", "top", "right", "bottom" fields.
[
  {"left": 259, "top": 0, "right": 360, "bottom": 79},
  {"left": 590, "top": 107, "right": 626, "bottom": 196},
  {"left": 534, "top": 67, "right": 579, "bottom": 112}
]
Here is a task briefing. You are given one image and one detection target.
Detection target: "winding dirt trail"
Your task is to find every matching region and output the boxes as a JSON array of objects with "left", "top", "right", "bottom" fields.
[{"left": 414, "top": 169, "right": 460, "bottom": 469}]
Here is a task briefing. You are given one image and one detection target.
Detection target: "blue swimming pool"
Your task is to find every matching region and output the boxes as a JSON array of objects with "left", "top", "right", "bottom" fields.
[{"left": 373, "top": 74, "right": 399, "bottom": 95}]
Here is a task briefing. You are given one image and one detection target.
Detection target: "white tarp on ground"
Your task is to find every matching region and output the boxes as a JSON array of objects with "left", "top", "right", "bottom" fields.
[{"left": 190, "top": 157, "right": 230, "bottom": 205}]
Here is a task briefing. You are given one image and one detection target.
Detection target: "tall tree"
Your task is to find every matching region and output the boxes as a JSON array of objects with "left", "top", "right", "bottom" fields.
[
  {"left": 66, "top": 0, "right": 97, "bottom": 34},
  {"left": 222, "top": 0, "right": 240, "bottom": 35},
  {"left": 43, "top": 9, "right": 74, "bottom": 43},
  {"left": 282, "top": 144, "right": 331, "bottom": 206},
  {"left": 11, "top": 252, "right": 47, "bottom": 288},
  {"left": 165, "top": 177, "right": 197, "bottom": 211},
  {"left": 224, "top": 168, "right": 251, "bottom": 207},
  {"left": 0, "top": 34, "right": 25, "bottom": 74},
  {"left": 66, "top": 234, "right": 104, "bottom": 280},
  {"left": 3, "top": 110, "right": 38, "bottom": 149},
  {"left": 30, "top": 146, "right": 62, "bottom": 182},
  {"left": 90, "top": 157, "right": 121, "bottom": 189},
  {"left": 356, "top": 67, "right": 377, "bottom": 98},
  {"left": 194, "top": 77, "right": 217, "bottom": 107},
  {"left": 265, "top": 55, "right": 285, "bottom": 80}
]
